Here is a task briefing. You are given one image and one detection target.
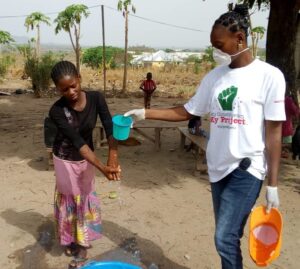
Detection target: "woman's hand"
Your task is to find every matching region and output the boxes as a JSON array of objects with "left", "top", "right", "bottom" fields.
[
  {"left": 101, "top": 165, "right": 121, "bottom": 181},
  {"left": 107, "top": 156, "right": 121, "bottom": 181}
]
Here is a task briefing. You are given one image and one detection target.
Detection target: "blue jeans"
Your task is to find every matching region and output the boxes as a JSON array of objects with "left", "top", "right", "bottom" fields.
[{"left": 211, "top": 168, "right": 263, "bottom": 269}]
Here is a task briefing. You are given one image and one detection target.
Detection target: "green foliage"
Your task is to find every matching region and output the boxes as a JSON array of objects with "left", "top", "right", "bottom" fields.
[
  {"left": 239, "top": 0, "right": 269, "bottom": 9},
  {"left": 186, "top": 55, "right": 201, "bottom": 64},
  {"left": 24, "top": 12, "right": 51, "bottom": 31},
  {"left": 0, "top": 55, "right": 15, "bottom": 77},
  {"left": 164, "top": 48, "right": 175, "bottom": 53},
  {"left": 117, "top": 0, "right": 136, "bottom": 13},
  {"left": 193, "top": 62, "right": 201, "bottom": 74},
  {"left": 24, "top": 52, "right": 58, "bottom": 97},
  {"left": 0, "top": 30, "right": 14, "bottom": 45},
  {"left": 200, "top": 46, "right": 216, "bottom": 69},
  {"left": 54, "top": 4, "right": 90, "bottom": 72},
  {"left": 16, "top": 43, "right": 32, "bottom": 58},
  {"left": 252, "top": 26, "right": 266, "bottom": 37},
  {"left": 82, "top": 46, "right": 125, "bottom": 69},
  {"left": 54, "top": 4, "right": 90, "bottom": 34},
  {"left": 185, "top": 54, "right": 202, "bottom": 74}
]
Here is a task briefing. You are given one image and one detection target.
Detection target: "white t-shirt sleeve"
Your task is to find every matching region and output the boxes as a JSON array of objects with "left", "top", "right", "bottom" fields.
[
  {"left": 184, "top": 76, "right": 211, "bottom": 116},
  {"left": 264, "top": 68, "right": 286, "bottom": 121}
]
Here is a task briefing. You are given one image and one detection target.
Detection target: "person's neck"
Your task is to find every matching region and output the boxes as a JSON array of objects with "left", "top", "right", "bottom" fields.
[
  {"left": 229, "top": 50, "right": 254, "bottom": 69},
  {"left": 69, "top": 91, "right": 86, "bottom": 111}
]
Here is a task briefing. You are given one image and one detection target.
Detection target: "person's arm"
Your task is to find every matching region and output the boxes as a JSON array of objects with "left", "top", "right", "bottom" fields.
[
  {"left": 107, "top": 135, "right": 120, "bottom": 180},
  {"left": 265, "top": 120, "right": 282, "bottom": 212},
  {"left": 125, "top": 74, "right": 212, "bottom": 122},
  {"left": 50, "top": 106, "right": 119, "bottom": 180},
  {"left": 79, "top": 144, "right": 120, "bottom": 180},
  {"left": 140, "top": 81, "right": 144, "bottom": 90},
  {"left": 265, "top": 120, "right": 282, "bottom": 186},
  {"left": 146, "top": 106, "right": 192, "bottom": 121},
  {"left": 124, "top": 106, "right": 192, "bottom": 122},
  {"left": 97, "top": 92, "right": 120, "bottom": 180}
]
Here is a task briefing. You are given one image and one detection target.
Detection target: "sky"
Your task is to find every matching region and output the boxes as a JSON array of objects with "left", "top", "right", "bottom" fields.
[{"left": 0, "top": 0, "right": 270, "bottom": 49}]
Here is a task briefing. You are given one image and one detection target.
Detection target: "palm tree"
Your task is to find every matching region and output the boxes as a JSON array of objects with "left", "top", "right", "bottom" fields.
[
  {"left": 117, "top": 0, "right": 136, "bottom": 93},
  {"left": 54, "top": 4, "right": 90, "bottom": 73},
  {"left": 24, "top": 12, "right": 51, "bottom": 58},
  {"left": 250, "top": 26, "right": 266, "bottom": 58}
]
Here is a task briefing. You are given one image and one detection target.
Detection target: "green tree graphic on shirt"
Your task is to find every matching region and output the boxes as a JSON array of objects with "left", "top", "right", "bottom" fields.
[{"left": 218, "top": 86, "right": 238, "bottom": 111}]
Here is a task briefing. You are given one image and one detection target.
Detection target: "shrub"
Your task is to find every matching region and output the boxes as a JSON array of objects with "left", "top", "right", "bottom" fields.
[
  {"left": 24, "top": 52, "right": 57, "bottom": 97},
  {"left": 0, "top": 55, "right": 15, "bottom": 78},
  {"left": 200, "top": 46, "right": 216, "bottom": 70}
]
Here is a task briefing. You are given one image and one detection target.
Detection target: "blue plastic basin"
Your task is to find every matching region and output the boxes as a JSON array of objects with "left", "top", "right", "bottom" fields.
[
  {"left": 81, "top": 261, "right": 141, "bottom": 269},
  {"left": 112, "top": 114, "right": 133, "bottom": 141}
]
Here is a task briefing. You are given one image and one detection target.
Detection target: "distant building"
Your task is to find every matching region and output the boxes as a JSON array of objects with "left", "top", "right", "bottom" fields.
[{"left": 131, "top": 50, "right": 203, "bottom": 68}]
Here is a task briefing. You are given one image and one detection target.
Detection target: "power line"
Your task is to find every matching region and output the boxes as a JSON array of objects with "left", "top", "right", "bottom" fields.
[
  {"left": 104, "top": 5, "right": 206, "bottom": 33},
  {"left": 0, "top": 4, "right": 206, "bottom": 33}
]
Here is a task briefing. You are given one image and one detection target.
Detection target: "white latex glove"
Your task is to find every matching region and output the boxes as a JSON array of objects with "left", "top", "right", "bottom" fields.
[
  {"left": 124, "top": 108, "right": 145, "bottom": 121},
  {"left": 265, "top": 186, "right": 280, "bottom": 213}
]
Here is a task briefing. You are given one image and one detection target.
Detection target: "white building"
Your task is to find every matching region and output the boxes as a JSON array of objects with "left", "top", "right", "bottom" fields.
[{"left": 131, "top": 50, "right": 203, "bottom": 67}]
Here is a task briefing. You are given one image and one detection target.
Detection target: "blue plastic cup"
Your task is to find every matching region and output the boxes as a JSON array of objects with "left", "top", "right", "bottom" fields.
[
  {"left": 81, "top": 261, "right": 141, "bottom": 269},
  {"left": 112, "top": 114, "right": 133, "bottom": 141}
]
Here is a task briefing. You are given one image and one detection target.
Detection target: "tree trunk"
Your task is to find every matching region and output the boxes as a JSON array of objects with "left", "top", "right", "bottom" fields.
[
  {"left": 295, "top": 14, "right": 300, "bottom": 81},
  {"left": 266, "top": 0, "right": 300, "bottom": 104},
  {"left": 37, "top": 24, "right": 40, "bottom": 58},
  {"left": 76, "top": 47, "right": 80, "bottom": 74},
  {"left": 122, "top": 10, "right": 129, "bottom": 93},
  {"left": 74, "top": 27, "right": 80, "bottom": 74},
  {"left": 248, "top": 14, "right": 256, "bottom": 57}
]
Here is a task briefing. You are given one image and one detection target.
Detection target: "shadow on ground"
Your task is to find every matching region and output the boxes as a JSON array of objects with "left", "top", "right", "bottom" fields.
[{"left": 1, "top": 209, "right": 188, "bottom": 269}]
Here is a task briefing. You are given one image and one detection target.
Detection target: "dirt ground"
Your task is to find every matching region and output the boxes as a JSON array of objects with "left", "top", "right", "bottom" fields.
[{"left": 0, "top": 87, "right": 300, "bottom": 269}]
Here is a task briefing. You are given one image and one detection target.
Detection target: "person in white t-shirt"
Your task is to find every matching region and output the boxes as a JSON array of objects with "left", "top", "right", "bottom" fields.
[{"left": 124, "top": 4, "right": 285, "bottom": 269}]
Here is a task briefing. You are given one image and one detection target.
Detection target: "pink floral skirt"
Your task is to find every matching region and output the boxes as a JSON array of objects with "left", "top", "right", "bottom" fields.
[{"left": 53, "top": 155, "right": 102, "bottom": 247}]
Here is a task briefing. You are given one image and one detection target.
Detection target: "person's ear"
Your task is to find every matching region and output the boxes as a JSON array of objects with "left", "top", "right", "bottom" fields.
[{"left": 236, "top": 32, "right": 245, "bottom": 50}]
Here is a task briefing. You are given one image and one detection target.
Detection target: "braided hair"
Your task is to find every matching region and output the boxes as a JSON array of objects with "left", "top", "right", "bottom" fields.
[
  {"left": 51, "top": 61, "right": 79, "bottom": 85},
  {"left": 213, "top": 4, "right": 250, "bottom": 37}
]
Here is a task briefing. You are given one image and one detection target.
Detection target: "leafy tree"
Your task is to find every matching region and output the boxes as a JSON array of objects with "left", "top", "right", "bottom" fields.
[
  {"left": 54, "top": 4, "right": 90, "bottom": 73},
  {"left": 24, "top": 12, "right": 51, "bottom": 58},
  {"left": 82, "top": 46, "right": 125, "bottom": 69},
  {"left": 118, "top": 0, "right": 136, "bottom": 93},
  {"left": 242, "top": 0, "right": 300, "bottom": 101},
  {"left": 0, "top": 30, "right": 14, "bottom": 45}
]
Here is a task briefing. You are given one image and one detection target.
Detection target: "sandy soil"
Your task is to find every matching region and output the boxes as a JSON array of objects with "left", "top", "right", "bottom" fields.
[{"left": 0, "top": 90, "right": 299, "bottom": 269}]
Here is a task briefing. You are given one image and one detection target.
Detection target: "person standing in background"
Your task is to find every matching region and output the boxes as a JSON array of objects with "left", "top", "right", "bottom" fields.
[{"left": 140, "top": 72, "right": 157, "bottom": 109}]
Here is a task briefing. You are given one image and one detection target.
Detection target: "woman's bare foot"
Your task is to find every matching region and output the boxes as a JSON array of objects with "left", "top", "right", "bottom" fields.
[
  {"left": 68, "top": 246, "right": 88, "bottom": 268},
  {"left": 76, "top": 246, "right": 88, "bottom": 259},
  {"left": 64, "top": 243, "right": 79, "bottom": 257}
]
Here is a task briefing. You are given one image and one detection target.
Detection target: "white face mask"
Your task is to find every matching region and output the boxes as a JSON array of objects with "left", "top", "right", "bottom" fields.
[{"left": 213, "top": 47, "right": 249, "bottom": 66}]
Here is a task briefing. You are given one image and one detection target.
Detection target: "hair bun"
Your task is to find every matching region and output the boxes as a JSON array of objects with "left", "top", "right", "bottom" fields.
[{"left": 233, "top": 4, "right": 249, "bottom": 17}]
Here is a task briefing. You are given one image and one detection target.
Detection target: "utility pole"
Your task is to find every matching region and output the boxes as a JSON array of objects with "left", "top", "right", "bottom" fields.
[{"left": 101, "top": 5, "right": 107, "bottom": 94}]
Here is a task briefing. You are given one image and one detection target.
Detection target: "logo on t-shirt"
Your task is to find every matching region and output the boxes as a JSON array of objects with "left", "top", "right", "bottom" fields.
[
  {"left": 211, "top": 86, "right": 246, "bottom": 128},
  {"left": 217, "top": 86, "right": 238, "bottom": 111}
]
